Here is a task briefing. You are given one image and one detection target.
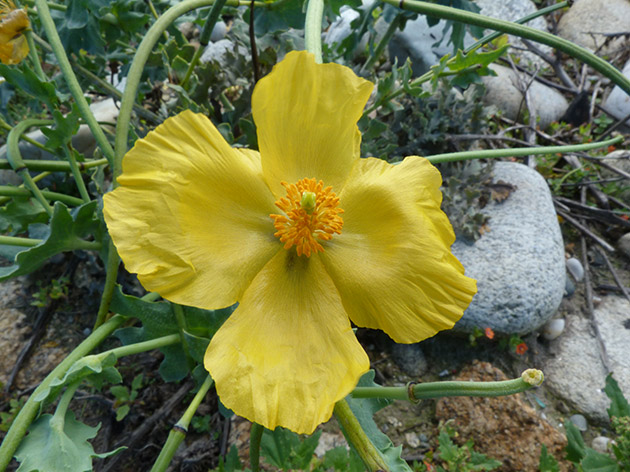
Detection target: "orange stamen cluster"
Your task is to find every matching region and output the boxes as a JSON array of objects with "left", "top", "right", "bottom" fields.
[{"left": 270, "top": 178, "right": 344, "bottom": 257}]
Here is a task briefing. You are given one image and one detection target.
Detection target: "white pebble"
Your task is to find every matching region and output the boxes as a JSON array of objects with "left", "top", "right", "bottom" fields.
[
  {"left": 542, "top": 318, "right": 565, "bottom": 341},
  {"left": 567, "top": 257, "right": 585, "bottom": 282},
  {"left": 592, "top": 436, "right": 612, "bottom": 453}
]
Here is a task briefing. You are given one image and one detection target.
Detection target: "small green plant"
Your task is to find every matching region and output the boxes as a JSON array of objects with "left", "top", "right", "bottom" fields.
[
  {"left": 109, "top": 373, "right": 143, "bottom": 422},
  {"left": 30, "top": 275, "right": 70, "bottom": 308},
  {"left": 592, "top": 114, "right": 614, "bottom": 136},
  {"left": 413, "top": 422, "right": 502, "bottom": 471},
  {"left": 190, "top": 414, "right": 213, "bottom": 434},
  {"left": 542, "top": 374, "right": 630, "bottom": 471},
  {"left": 0, "top": 396, "right": 25, "bottom": 432}
]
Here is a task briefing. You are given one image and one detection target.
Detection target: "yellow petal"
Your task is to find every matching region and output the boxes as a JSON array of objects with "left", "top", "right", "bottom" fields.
[
  {"left": 0, "top": 6, "right": 29, "bottom": 65},
  {"left": 103, "top": 110, "right": 280, "bottom": 309},
  {"left": 320, "top": 156, "right": 477, "bottom": 343},
  {"left": 204, "top": 250, "right": 369, "bottom": 434},
  {"left": 0, "top": 38, "right": 24, "bottom": 65},
  {"left": 252, "top": 51, "right": 374, "bottom": 198}
]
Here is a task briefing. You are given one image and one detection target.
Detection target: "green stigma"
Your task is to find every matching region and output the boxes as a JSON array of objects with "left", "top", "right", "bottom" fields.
[{"left": 300, "top": 191, "right": 317, "bottom": 214}]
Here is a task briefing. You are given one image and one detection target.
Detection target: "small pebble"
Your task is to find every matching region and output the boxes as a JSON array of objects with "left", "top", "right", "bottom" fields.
[
  {"left": 542, "top": 318, "right": 565, "bottom": 341},
  {"left": 566, "top": 257, "right": 584, "bottom": 282},
  {"left": 592, "top": 436, "right": 612, "bottom": 454},
  {"left": 592, "top": 295, "right": 602, "bottom": 307},
  {"left": 569, "top": 414, "right": 588, "bottom": 431},
  {"left": 618, "top": 233, "right": 630, "bottom": 259},
  {"left": 405, "top": 432, "right": 421, "bottom": 448},
  {"left": 83, "top": 328, "right": 92, "bottom": 336},
  {"left": 565, "top": 274, "right": 576, "bottom": 297}
]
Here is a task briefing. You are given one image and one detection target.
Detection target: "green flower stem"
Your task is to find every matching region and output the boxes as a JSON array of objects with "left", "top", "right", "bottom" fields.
[
  {"left": 0, "top": 235, "right": 42, "bottom": 247},
  {"left": 0, "top": 157, "right": 109, "bottom": 172},
  {"left": 181, "top": 0, "right": 228, "bottom": 89},
  {"left": 30, "top": 33, "right": 161, "bottom": 124},
  {"left": 464, "top": 1, "right": 569, "bottom": 54},
  {"left": 150, "top": 375, "right": 215, "bottom": 472},
  {"left": 426, "top": 135, "right": 623, "bottom": 164},
  {"left": 114, "top": 0, "right": 243, "bottom": 181},
  {"left": 21, "top": 0, "right": 67, "bottom": 11},
  {"left": 24, "top": 30, "right": 46, "bottom": 82},
  {"left": 304, "top": 0, "right": 324, "bottom": 63},
  {"left": 249, "top": 423, "right": 264, "bottom": 472},
  {"left": 0, "top": 186, "right": 84, "bottom": 206},
  {"left": 0, "top": 234, "right": 100, "bottom": 251},
  {"left": 172, "top": 304, "right": 193, "bottom": 364},
  {"left": 34, "top": 0, "right": 116, "bottom": 166},
  {"left": 93, "top": 239, "right": 120, "bottom": 329},
  {"left": 334, "top": 399, "right": 389, "bottom": 472},
  {"left": 0, "top": 314, "right": 126, "bottom": 470},
  {"left": 382, "top": 0, "right": 630, "bottom": 97},
  {"left": 97, "top": 334, "right": 180, "bottom": 361},
  {"left": 0, "top": 116, "right": 49, "bottom": 153},
  {"left": 361, "top": 13, "right": 405, "bottom": 73},
  {"left": 352, "top": 373, "right": 541, "bottom": 401},
  {"left": 7, "top": 119, "right": 55, "bottom": 216},
  {"left": 62, "top": 145, "right": 90, "bottom": 203}
]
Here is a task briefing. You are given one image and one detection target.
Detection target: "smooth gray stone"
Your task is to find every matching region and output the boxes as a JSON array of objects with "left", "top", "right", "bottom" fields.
[
  {"left": 603, "top": 60, "right": 630, "bottom": 127},
  {"left": 569, "top": 413, "right": 588, "bottom": 432},
  {"left": 557, "top": 0, "right": 630, "bottom": 55},
  {"left": 482, "top": 64, "right": 569, "bottom": 129},
  {"left": 451, "top": 162, "right": 565, "bottom": 335},
  {"left": 543, "top": 296, "right": 630, "bottom": 422}
]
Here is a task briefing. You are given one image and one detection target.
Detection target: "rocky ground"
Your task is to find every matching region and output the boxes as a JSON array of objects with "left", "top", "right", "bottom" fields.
[{"left": 1, "top": 0, "right": 630, "bottom": 470}]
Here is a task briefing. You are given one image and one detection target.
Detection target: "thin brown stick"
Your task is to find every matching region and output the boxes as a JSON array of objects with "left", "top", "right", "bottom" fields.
[
  {"left": 581, "top": 236, "right": 612, "bottom": 375},
  {"left": 596, "top": 247, "right": 630, "bottom": 304},
  {"left": 554, "top": 196, "right": 630, "bottom": 228},
  {"left": 101, "top": 381, "right": 193, "bottom": 472},
  {"left": 555, "top": 207, "right": 616, "bottom": 252},
  {"left": 580, "top": 186, "right": 612, "bottom": 375}
]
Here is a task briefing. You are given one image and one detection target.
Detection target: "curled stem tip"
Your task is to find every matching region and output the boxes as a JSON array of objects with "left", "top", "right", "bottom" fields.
[{"left": 522, "top": 368, "right": 544, "bottom": 387}]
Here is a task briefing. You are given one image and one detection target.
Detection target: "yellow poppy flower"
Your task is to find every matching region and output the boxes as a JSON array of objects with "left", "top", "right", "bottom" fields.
[
  {"left": 0, "top": 0, "right": 29, "bottom": 65},
  {"left": 103, "top": 51, "right": 477, "bottom": 434}
]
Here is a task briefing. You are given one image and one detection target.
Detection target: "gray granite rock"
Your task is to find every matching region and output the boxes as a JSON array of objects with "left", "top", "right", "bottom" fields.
[
  {"left": 451, "top": 162, "right": 565, "bottom": 334},
  {"left": 482, "top": 64, "right": 569, "bottom": 129},
  {"left": 475, "top": 0, "right": 552, "bottom": 67},
  {"left": 543, "top": 296, "right": 630, "bottom": 422},
  {"left": 557, "top": 0, "right": 630, "bottom": 55},
  {"left": 603, "top": 60, "right": 630, "bottom": 126}
]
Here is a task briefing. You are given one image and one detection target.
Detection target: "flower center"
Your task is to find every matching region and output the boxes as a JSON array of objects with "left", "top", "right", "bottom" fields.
[{"left": 270, "top": 178, "right": 344, "bottom": 257}]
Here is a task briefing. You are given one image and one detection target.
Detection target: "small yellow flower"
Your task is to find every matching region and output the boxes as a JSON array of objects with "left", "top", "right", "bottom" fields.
[
  {"left": 0, "top": 0, "right": 29, "bottom": 65},
  {"left": 103, "top": 51, "right": 477, "bottom": 434}
]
